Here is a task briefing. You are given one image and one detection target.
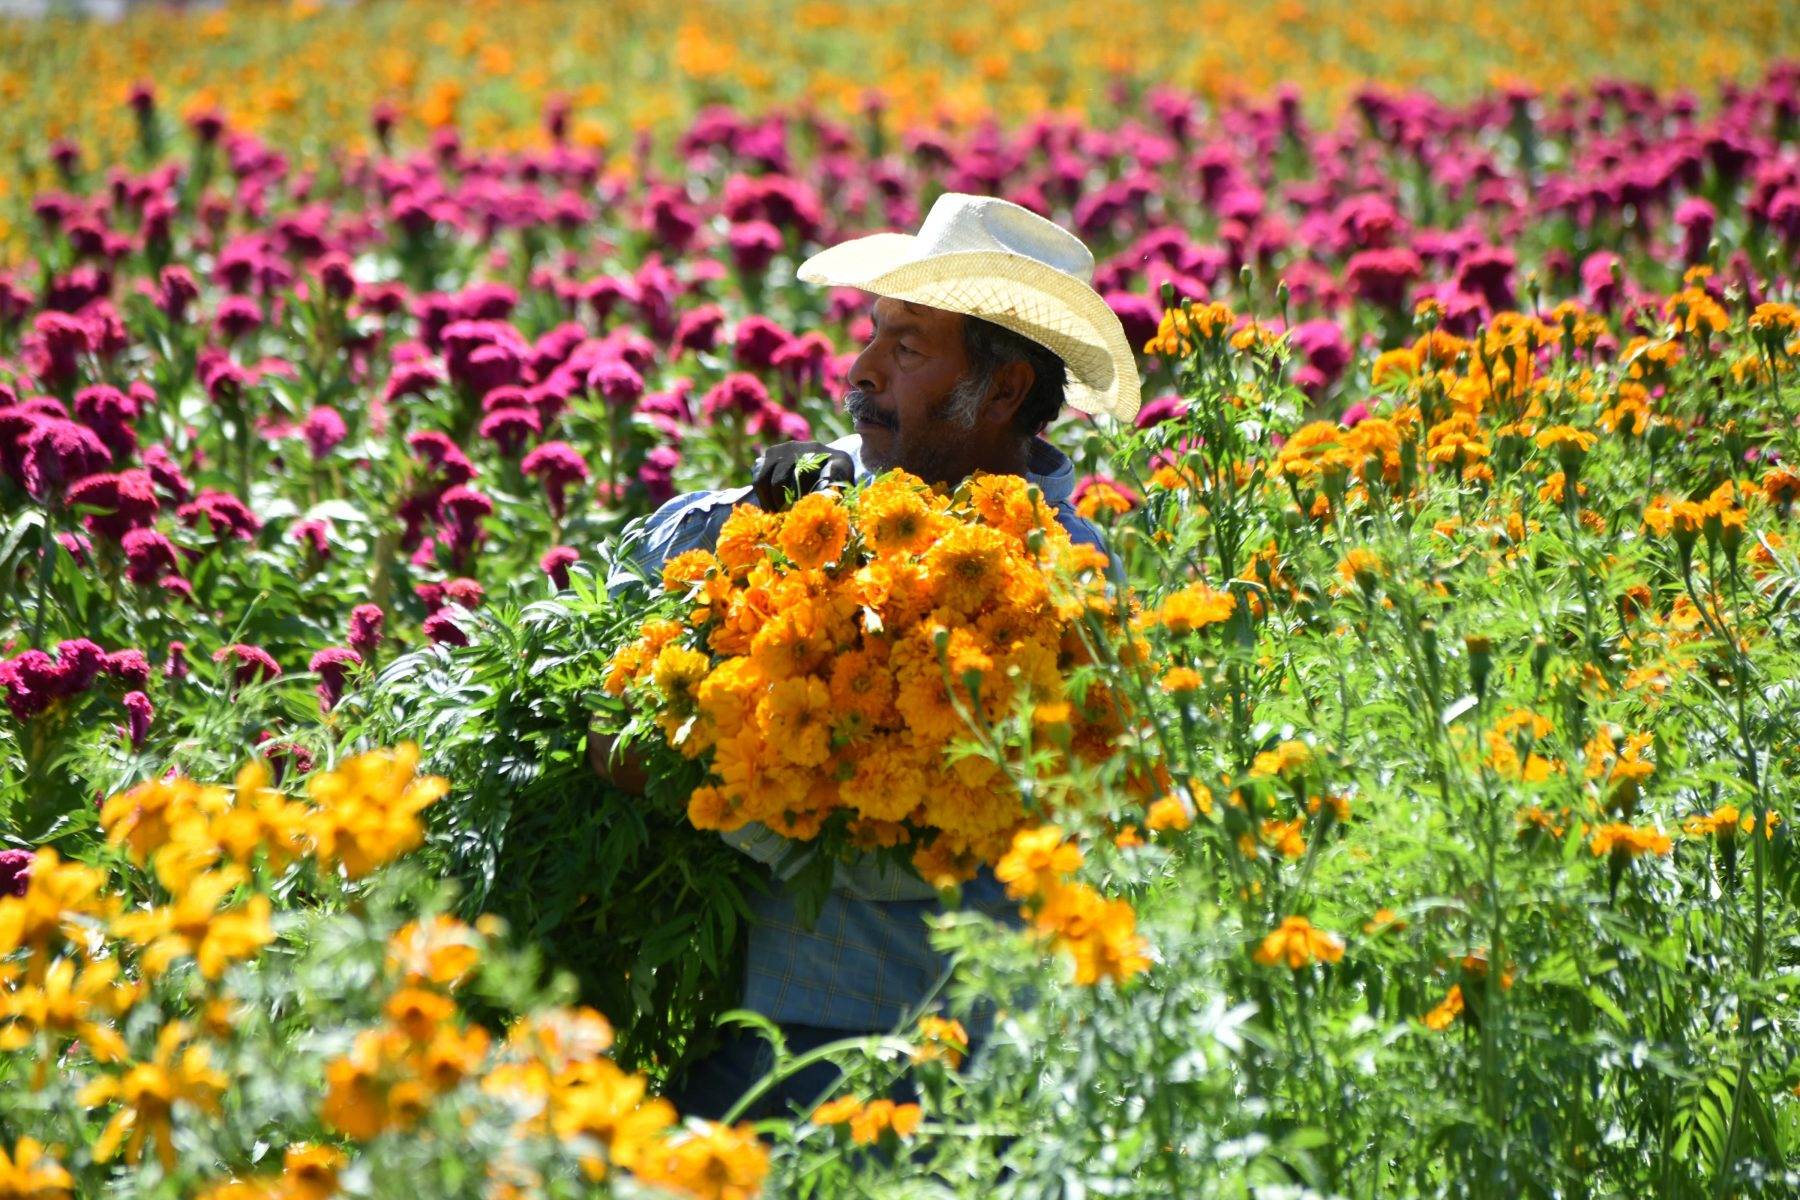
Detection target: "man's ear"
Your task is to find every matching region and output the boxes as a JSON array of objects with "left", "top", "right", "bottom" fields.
[{"left": 980, "top": 360, "right": 1033, "bottom": 430}]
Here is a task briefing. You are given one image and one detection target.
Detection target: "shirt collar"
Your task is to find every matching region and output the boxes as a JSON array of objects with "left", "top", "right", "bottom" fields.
[{"left": 827, "top": 434, "right": 1077, "bottom": 506}]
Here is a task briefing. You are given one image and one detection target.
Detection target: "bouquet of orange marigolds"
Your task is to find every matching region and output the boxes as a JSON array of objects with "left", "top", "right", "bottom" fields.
[{"left": 603, "top": 469, "right": 1125, "bottom": 885}]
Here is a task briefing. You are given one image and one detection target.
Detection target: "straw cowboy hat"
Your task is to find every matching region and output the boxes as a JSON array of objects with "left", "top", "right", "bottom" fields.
[{"left": 797, "top": 193, "right": 1143, "bottom": 423}]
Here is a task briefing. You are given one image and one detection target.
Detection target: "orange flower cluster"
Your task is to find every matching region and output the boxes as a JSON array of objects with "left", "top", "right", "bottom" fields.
[
  {"left": 1252, "top": 915, "right": 1345, "bottom": 970},
  {"left": 605, "top": 470, "right": 1122, "bottom": 879},
  {"left": 812, "top": 1094, "right": 925, "bottom": 1145},
  {"left": 996, "top": 825, "right": 1150, "bottom": 986}
]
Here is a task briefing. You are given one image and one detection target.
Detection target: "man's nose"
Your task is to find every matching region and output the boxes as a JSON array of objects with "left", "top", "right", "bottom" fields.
[{"left": 847, "top": 343, "right": 881, "bottom": 396}]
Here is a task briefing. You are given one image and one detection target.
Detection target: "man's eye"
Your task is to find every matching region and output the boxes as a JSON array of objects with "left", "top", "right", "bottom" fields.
[{"left": 896, "top": 344, "right": 920, "bottom": 357}]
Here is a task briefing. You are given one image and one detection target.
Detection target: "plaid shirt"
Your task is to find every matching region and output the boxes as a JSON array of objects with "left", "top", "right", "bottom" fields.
[{"left": 606, "top": 434, "right": 1113, "bottom": 1030}]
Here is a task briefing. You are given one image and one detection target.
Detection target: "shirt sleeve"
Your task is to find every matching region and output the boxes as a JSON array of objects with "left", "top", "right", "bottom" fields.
[{"left": 605, "top": 485, "right": 757, "bottom": 598}]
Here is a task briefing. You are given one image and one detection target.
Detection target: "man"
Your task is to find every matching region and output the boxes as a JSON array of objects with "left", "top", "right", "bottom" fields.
[{"left": 594, "top": 193, "right": 1141, "bottom": 1118}]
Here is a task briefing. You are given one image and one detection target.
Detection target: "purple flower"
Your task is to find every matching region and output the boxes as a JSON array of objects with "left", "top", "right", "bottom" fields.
[
  {"left": 1454, "top": 245, "right": 1516, "bottom": 313},
  {"left": 701, "top": 373, "right": 771, "bottom": 423},
  {"left": 348, "top": 604, "right": 385, "bottom": 658},
  {"left": 0, "top": 849, "right": 32, "bottom": 898},
  {"left": 1105, "top": 292, "right": 1162, "bottom": 353},
  {"left": 589, "top": 358, "right": 646, "bottom": 409},
  {"left": 104, "top": 649, "right": 151, "bottom": 688},
  {"left": 1288, "top": 319, "right": 1352, "bottom": 396},
  {"left": 309, "top": 646, "right": 363, "bottom": 713},
  {"left": 215, "top": 295, "right": 264, "bottom": 340},
  {"left": 423, "top": 612, "right": 469, "bottom": 647},
  {"left": 727, "top": 219, "right": 784, "bottom": 275},
  {"left": 477, "top": 406, "right": 540, "bottom": 458},
  {"left": 733, "top": 316, "right": 794, "bottom": 371},
  {"left": 1134, "top": 393, "right": 1188, "bottom": 429},
  {"left": 212, "top": 643, "right": 282, "bottom": 688},
  {"left": 1345, "top": 248, "right": 1423, "bottom": 310},
  {"left": 1675, "top": 197, "right": 1717, "bottom": 265},
  {"left": 123, "top": 691, "right": 153, "bottom": 750},
  {"left": 178, "top": 489, "right": 262, "bottom": 541},
  {"left": 671, "top": 305, "right": 726, "bottom": 355},
  {"left": 68, "top": 468, "right": 159, "bottom": 541},
  {"left": 74, "top": 384, "right": 140, "bottom": 463},
  {"left": 21, "top": 417, "right": 110, "bottom": 500},
  {"left": 164, "top": 641, "right": 188, "bottom": 681},
  {"left": 540, "top": 544, "right": 579, "bottom": 588},
  {"left": 122, "top": 527, "right": 180, "bottom": 586},
  {"left": 520, "top": 442, "right": 589, "bottom": 520},
  {"left": 291, "top": 518, "right": 332, "bottom": 560},
  {"left": 302, "top": 406, "right": 348, "bottom": 459}
]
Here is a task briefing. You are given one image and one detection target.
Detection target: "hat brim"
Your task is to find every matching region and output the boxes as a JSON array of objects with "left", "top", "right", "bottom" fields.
[{"left": 799, "top": 235, "right": 1142, "bottom": 423}]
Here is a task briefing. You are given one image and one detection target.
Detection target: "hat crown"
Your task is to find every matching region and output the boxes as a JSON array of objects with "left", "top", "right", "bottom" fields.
[{"left": 912, "top": 193, "right": 1095, "bottom": 283}]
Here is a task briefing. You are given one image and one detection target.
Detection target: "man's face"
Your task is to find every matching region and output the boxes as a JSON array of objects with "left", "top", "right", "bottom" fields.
[{"left": 843, "top": 297, "right": 991, "bottom": 484}]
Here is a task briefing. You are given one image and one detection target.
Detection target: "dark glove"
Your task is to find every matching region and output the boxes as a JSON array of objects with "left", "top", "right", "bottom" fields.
[{"left": 751, "top": 441, "right": 855, "bottom": 510}]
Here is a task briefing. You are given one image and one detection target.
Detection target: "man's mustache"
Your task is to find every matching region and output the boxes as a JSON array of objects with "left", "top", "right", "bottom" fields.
[{"left": 844, "top": 389, "right": 898, "bottom": 431}]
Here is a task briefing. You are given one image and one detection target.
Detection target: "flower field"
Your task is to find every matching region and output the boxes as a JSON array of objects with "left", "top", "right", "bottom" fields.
[{"left": 3, "top": 2, "right": 1800, "bottom": 1197}]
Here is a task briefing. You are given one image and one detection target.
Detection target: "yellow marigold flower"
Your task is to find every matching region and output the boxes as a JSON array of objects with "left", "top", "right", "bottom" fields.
[
  {"left": 1160, "top": 666, "right": 1203, "bottom": 693},
  {"left": 1252, "top": 915, "right": 1345, "bottom": 969},
  {"left": 99, "top": 775, "right": 227, "bottom": 877},
  {"left": 0, "top": 954, "right": 136, "bottom": 1069},
  {"left": 0, "top": 849, "right": 114, "bottom": 975},
  {"left": 1075, "top": 481, "right": 1136, "bottom": 520},
  {"left": 1147, "top": 582, "right": 1235, "bottom": 634},
  {"left": 1145, "top": 794, "right": 1193, "bottom": 832},
  {"left": 1588, "top": 822, "right": 1673, "bottom": 858},
  {"left": 1337, "top": 547, "right": 1382, "bottom": 591},
  {"left": 812, "top": 1094, "right": 862, "bottom": 1125},
  {"left": 1260, "top": 816, "right": 1306, "bottom": 859},
  {"left": 756, "top": 675, "right": 833, "bottom": 768},
  {"left": 1761, "top": 468, "right": 1800, "bottom": 507},
  {"left": 1749, "top": 301, "right": 1800, "bottom": 337},
  {"left": 385, "top": 914, "right": 482, "bottom": 989},
  {"left": 547, "top": 1056, "right": 675, "bottom": 1172},
  {"left": 304, "top": 744, "right": 448, "bottom": 879},
  {"left": 282, "top": 1143, "right": 346, "bottom": 1200},
  {"left": 1371, "top": 347, "right": 1420, "bottom": 385},
  {"left": 913, "top": 1015, "right": 969, "bottom": 1068},
  {"left": 661, "top": 548, "right": 719, "bottom": 593},
  {"left": 110, "top": 867, "right": 274, "bottom": 980},
  {"left": 0, "top": 1137, "right": 73, "bottom": 1199},
  {"left": 650, "top": 643, "right": 711, "bottom": 712},
  {"left": 859, "top": 476, "right": 941, "bottom": 557},
  {"left": 1424, "top": 984, "right": 1465, "bottom": 1031},
  {"left": 1250, "top": 739, "right": 1313, "bottom": 781},
  {"left": 81, "top": 1020, "right": 229, "bottom": 1170},
  {"left": 996, "top": 825, "right": 1081, "bottom": 900},
  {"left": 1663, "top": 287, "right": 1728, "bottom": 337},
  {"left": 635, "top": 1120, "right": 768, "bottom": 1199},
  {"left": 1034, "top": 880, "right": 1150, "bottom": 985},
  {"left": 1534, "top": 424, "right": 1597, "bottom": 455},
  {"left": 1362, "top": 907, "right": 1407, "bottom": 934},
  {"left": 1683, "top": 804, "right": 1781, "bottom": 840},
  {"left": 922, "top": 522, "right": 1012, "bottom": 615},
  {"left": 714, "top": 505, "right": 779, "bottom": 576},
  {"left": 776, "top": 491, "right": 851, "bottom": 569}
]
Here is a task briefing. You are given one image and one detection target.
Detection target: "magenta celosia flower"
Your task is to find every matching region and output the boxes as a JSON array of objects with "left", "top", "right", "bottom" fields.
[
  {"left": 0, "top": 848, "right": 31, "bottom": 898},
  {"left": 157, "top": 265, "right": 199, "bottom": 320},
  {"left": 671, "top": 306, "right": 726, "bottom": 357},
  {"left": 1134, "top": 394, "right": 1188, "bottom": 429},
  {"left": 520, "top": 442, "right": 588, "bottom": 520},
  {"left": 442, "top": 319, "right": 527, "bottom": 396},
  {"left": 386, "top": 360, "right": 446, "bottom": 403},
  {"left": 438, "top": 484, "right": 495, "bottom": 565},
  {"left": 178, "top": 489, "right": 262, "bottom": 541},
  {"left": 123, "top": 690, "right": 153, "bottom": 750},
  {"left": 141, "top": 443, "right": 192, "bottom": 503},
  {"left": 585, "top": 275, "right": 636, "bottom": 324},
  {"left": 215, "top": 295, "right": 264, "bottom": 340},
  {"left": 317, "top": 254, "right": 357, "bottom": 301},
  {"left": 638, "top": 445, "right": 680, "bottom": 505},
  {"left": 30, "top": 311, "right": 91, "bottom": 392},
  {"left": 733, "top": 316, "right": 794, "bottom": 372},
  {"left": 415, "top": 581, "right": 446, "bottom": 613},
  {"left": 212, "top": 643, "right": 282, "bottom": 688},
  {"left": 21, "top": 417, "right": 110, "bottom": 500},
  {"left": 589, "top": 357, "right": 646, "bottom": 408},
  {"left": 74, "top": 384, "right": 140, "bottom": 464},
  {"left": 423, "top": 612, "right": 468, "bottom": 647},
  {"left": 1345, "top": 247, "right": 1423, "bottom": 310},
  {"left": 443, "top": 577, "right": 485, "bottom": 608},
  {"left": 1675, "top": 197, "right": 1717, "bottom": 265},
  {"left": 1454, "top": 245, "right": 1516, "bottom": 312},
  {"left": 67, "top": 470, "right": 159, "bottom": 542},
  {"left": 728, "top": 220, "right": 784, "bottom": 276},
  {"left": 308, "top": 646, "right": 363, "bottom": 713},
  {"left": 122, "top": 527, "right": 179, "bottom": 586},
  {"left": 406, "top": 430, "right": 475, "bottom": 486},
  {"left": 163, "top": 641, "right": 188, "bottom": 681},
  {"left": 291, "top": 518, "right": 332, "bottom": 560},
  {"left": 1288, "top": 319, "right": 1352, "bottom": 397},
  {"left": 302, "top": 407, "right": 348, "bottom": 459},
  {"left": 1104, "top": 292, "right": 1162, "bottom": 353},
  {"left": 104, "top": 649, "right": 150, "bottom": 688},
  {"left": 255, "top": 733, "right": 313, "bottom": 783},
  {"left": 348, "top": 604, "right": 385, "bottom": 658},
  {"left": 540, "top": 544, "right": 579, "bottom": 589},
  {"left": 478, "top": 406, "right": 540, "bottom": 458},
  {"left": 701, "top": 373, "right": 771, "bottom": 423}
]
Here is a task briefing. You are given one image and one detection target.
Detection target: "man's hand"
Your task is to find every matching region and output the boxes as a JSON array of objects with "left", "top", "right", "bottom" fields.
[{"left": 751, "top": 441, "right": 855, "bottom": 511}]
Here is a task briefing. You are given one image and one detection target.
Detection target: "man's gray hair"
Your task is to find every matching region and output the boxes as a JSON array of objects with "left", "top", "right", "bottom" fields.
[{"left": 939, "top": 315, "right": 1069, "bottom": 435}]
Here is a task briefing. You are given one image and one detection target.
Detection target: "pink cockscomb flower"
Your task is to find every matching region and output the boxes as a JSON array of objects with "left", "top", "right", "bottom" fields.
[
  {"left": 122, "top": 527, "right": 180, "bottom": 586},
  {"left": 104, "top": 649, "right": 151, "bottom": 688},
  {"left": 520, "top": 441, "right": 589, "bottom": 520},
  {"left": 589, "top": 357, "right": 646, "bottom": 409},
  {"left": 443, "top": 577, "right": 485, "bottom": 609},
  {"left": 123, "top": 691, "right": 153, "bottom": 750},
  {"left": 302, "top": 406, "right": 348, "bottom": 459},
  {"left": 179, "top": 489, "right": 262, "bottom": 541},
  {"left": 348, "top": 604, "right": 384, "bottom": 658},
  {"left": 21, "top": 417, "right": 110, "bottom": 500},
  {"left": 540, "top": 545, "right": 579, "bottom": 588},
  {"left": 212, "top": 643, "right": 282, "bottom": 688},
  {"left": 701, "top": 373, "right": 770, "bottom": 423},
  {"left": 0, "top": 849, "right": 32, "bottom": 898},
  {"left": 423, "top": 612, "right": 469, "bottom": 647},
  {"left": 66, "top": 470, "right": 159, "bottom": 542},
  {"left": 308, "top": 646, "right": 363, "bottom": 713}
]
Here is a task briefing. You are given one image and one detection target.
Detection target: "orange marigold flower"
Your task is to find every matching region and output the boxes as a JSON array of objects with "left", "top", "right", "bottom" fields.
[
  {"left": 1147, "top": 582, "right": 1235, "bottom": 634},
  {"left": 996, "top": 825, "right": 1081, "bottom": 900},
  {"left": 1424, "top": 984, "right": 1465, "bottom": 1031},
  {"left": 1534, "top": 424, "right": 1597, "bottom": 455},
  {"left": 1252, "top": 915, "right": 1345, "bottom": 969},
  {"left": 1160, "top": 666, "right": 1203, "bottom": 693},
  {"left": 636, "top": 1121, "right": 768, "bottom": 1200},
  {"left": 912, "top": 1015, "right": 969, "bottom": 1068},
  {"left": 1588, "top": 822, "right": 1673, "bottom": 858},
  {"left": 1145, "top": 794, "right": 1193, "bottom": 832},
  {"left": 776, "top": 491, "right": 850, "bottom": 569}
]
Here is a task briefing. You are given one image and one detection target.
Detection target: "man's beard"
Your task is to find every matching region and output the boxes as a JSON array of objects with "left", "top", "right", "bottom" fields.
[{"left": 843, "top": 378, "right": 986, "bottom": 481}]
